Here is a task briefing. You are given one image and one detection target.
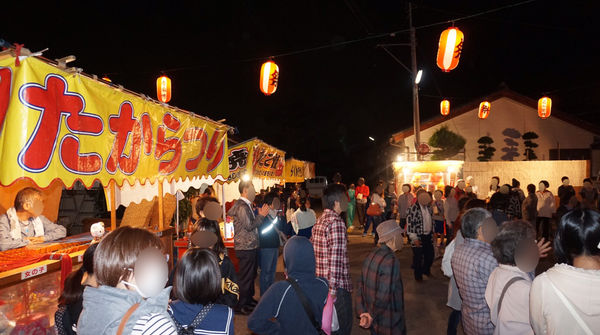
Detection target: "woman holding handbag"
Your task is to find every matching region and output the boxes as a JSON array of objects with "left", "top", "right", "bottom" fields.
[{"left": 365, "top": 185, "right": 386, "bottom": 244}]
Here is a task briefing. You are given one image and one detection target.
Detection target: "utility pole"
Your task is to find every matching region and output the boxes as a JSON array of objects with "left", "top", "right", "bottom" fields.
[{"left": 409, "top": 2, "right": 421, "bottom": 161}]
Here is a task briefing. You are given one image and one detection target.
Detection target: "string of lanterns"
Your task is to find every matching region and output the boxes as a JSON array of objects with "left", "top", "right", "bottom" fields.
[
  {"left": 437, "top": 97, "right": 551, "bottom": 119},
  {"left": 150, "top": 22, "right": 552, "bottom": 120}
]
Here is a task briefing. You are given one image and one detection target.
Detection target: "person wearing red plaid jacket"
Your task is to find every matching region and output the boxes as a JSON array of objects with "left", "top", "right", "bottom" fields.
[{"left": 311, "top": 183, "right": 353, "bottom": 335}]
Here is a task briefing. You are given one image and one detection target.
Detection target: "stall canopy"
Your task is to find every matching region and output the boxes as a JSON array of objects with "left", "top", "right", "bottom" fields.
[{"left": 0, "top": 53, "right": 230, "bottom": 210}]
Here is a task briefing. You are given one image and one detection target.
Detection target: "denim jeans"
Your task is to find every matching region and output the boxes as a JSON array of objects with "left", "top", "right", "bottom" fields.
[{"left": 259, "top": 247, "right": 279, "bottom": 296}]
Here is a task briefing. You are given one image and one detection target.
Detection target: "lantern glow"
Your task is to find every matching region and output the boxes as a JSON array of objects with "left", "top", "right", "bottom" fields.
[
  {"left": 156, "top": 75, "right": 172, "bottom": 103},
  {"left": 436, "top": 27, "right": 464, "bottom": 72},
  {"left": 538, "top": 97, "right": 552, "bottom": 119},
  {"left": 440, "top": 100, "right": 450, "bottom": 116},
  {"left": 478, "top": 101, "right": 491, "bottom": 119},
  {"left": 260, "top": 60, "right": 279, "bottom": 95}
]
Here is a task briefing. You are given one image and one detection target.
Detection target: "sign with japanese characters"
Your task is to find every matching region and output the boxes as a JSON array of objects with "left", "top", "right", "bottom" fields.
[
  {"left": 227, "top": 139, "right": 284, "bottom": 181},
  {"left": 252, "top": 142, "right": 285, "bottom": 179},
  {"left": 227, "top": 141, "right": 253, "bottom": 182},
  {"left": 20, "top": 264, "right": 47, "bottom": 280},
  {"left": 0, "top": 56, "right": 229, "bottom": 188},
  {"left": 284, "top": 158, "right": 306, "bottom": 183}
]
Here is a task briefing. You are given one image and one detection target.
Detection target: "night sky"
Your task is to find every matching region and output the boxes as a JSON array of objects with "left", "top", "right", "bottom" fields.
[{"left": 3, "top": 0, "right": 599, "bottom": 186}]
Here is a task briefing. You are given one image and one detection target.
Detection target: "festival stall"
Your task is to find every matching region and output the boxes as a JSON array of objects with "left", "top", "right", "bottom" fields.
[
  {"left": 220, "top": 138, "right": 285, "bottom": 248},
  {"left": 392, "top": 160, "right": 464, "bottom": 192},
  {"left": 0, "top": 50, "right": 229, "bottom": 331}
]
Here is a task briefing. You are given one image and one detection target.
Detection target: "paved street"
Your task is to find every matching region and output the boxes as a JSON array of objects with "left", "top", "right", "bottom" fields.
[{"left": 233, "top": 227, "right": 458, "bottom": 334}]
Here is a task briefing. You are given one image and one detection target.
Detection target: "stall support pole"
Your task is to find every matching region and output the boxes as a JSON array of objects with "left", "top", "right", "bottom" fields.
[
  {"left": 221, "top": 184, "right": 226, "bottom": 221},
  {"left": 110, "top": 180, "right": 116, "bottom": 230},
  {"left": 158, "top": 179, "right": 164, "bottom": 231}
]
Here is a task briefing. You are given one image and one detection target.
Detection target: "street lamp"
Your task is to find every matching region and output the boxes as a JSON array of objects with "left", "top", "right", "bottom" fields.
[
  {"left": 368, "top": 136, "right": 375, "bottom": 141},
  {"left": 415, "top": 69, "right": 423, "bottom": 84}
]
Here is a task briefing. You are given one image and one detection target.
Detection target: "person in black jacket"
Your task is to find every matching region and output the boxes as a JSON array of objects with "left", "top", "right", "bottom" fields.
[
  {"left": 54, "top": 243, "right": 98, "bottom": 335},
  {"left": 258, "top": 191, "right": 284, "bottom": 296},
  {"left": 248, "top": 236, "right": 328, "bottom": 335}
]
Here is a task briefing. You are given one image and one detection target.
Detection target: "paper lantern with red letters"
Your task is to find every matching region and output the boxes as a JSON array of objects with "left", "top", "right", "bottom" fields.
[
  {"left": 538, "top": 97, "right": 551, "bottom": 119},
  {"left": 260, "top": 61, "right": 279, "bottom": 95},
  {"left": 440, "top": 100, "right": 450, "bottom": 116},
  {"left": 436, "top": 27, "right": 464, "bottom": 72},
  {"left": 156, "top": 75, "right": 172, "bottom": 103},
  {"left": 478, "top": 101, "right": 491, "bottom": 119}
]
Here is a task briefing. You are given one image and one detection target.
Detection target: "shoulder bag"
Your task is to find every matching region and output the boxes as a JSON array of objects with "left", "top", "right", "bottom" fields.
[
  {"left": 287, "top": 277, "right": 327, "bottom": 335},
  {"left": 117, "top": 303, "right": 140, "bottom": 335}
]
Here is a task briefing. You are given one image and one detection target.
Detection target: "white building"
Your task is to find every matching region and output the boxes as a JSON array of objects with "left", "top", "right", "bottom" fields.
[
  {"left": 389, "top": 89, "right": 600, "bottom": 193},
  {"left": 391, "top": 89, "right": 600, "bottom": 163}
]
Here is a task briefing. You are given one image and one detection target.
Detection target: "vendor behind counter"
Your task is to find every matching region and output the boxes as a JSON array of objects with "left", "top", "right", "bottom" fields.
[{"left": 0, "top": 187, "right": 66, "bottom": 251}]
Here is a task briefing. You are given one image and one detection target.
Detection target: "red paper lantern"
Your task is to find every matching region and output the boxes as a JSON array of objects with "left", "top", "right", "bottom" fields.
[
  {"left": 478, "top": 101, "right": 491, "bottom": 119},
  {"left": 436, "top": 27, "right": 464, "bottom": 72},
  {"left": 260, "top": 60, "right": 279, "bottom": 95},
  {"left": 538, "top": 97, "right": 552, "bottom": 119},
  {"left": 440, "top": 100, "right": 450, "bottom": 116},
  {"left": 156, "top": 75, "right": 172, "bottom": 103}
]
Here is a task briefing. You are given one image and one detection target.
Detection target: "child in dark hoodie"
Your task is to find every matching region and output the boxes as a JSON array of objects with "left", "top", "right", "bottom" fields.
[{"left": 247, "top": 236, "right": 329, "bottom": 335}]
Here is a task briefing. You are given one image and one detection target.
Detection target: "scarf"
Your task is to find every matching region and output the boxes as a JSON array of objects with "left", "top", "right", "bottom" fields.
[{"left": 6, "top": 207, "right": 44, "bottom": 240}]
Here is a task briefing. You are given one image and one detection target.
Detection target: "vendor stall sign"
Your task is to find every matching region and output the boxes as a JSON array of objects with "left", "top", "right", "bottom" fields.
[
  {"left": 227, "top": 141, "right": 254, "bottom": 181},
  {"left": 227, "top": 139, "right": 285, "bottom": 181},
  {"left": 0, "top": 56, "right": 229, "bottom": 188},
  {"left": 253, "top": 143, "right": 284, "bottom": 178},
  {"left": 284, "top": 158, "right": 306, "bottom": 183}
]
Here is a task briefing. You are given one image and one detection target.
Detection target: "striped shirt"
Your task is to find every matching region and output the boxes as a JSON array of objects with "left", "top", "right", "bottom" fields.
[{"left": 132, "top": 313, "right": 177, "bottom": 335}]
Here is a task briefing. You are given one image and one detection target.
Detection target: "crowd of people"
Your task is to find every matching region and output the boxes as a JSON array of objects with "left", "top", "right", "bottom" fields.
[{"left": 1, "top": 173, "right": 591, "bottom": 334}]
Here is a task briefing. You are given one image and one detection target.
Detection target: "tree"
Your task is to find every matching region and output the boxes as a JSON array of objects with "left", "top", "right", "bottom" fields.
[
  {"left": 522, "top": 131, "right": 539, "bottom": 160},
  {"left": 477, "top": 136, "right": 496, "bottom": 161},
  {"left": 427, "top": 126, "right": 466, "bottom": 160}
]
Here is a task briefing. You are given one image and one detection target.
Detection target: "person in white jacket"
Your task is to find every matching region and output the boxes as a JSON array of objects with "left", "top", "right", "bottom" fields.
[
  {"left": 535, "top": 180, "right": 555, "bottom": 240},
  {"left": 485, "top": 220, "right": 538, "bottom": 335},
  {"left": 529, "top": 209, "right": 600, "bottom": 335}
]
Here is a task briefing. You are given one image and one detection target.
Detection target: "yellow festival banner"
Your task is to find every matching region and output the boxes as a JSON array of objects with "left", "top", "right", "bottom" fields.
[
  {"left": 284, "top": 158, "right": 306, "bottom": 183},
  {"left": 227, "top": 139, "right": 285, "bottom": 181},
  {"left": 0, "top": 56, "right": 229, "bottom": 188}
]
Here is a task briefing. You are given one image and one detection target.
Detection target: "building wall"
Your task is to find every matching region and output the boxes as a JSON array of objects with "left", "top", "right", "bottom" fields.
[
  {"left": 400, "top": 97, "right": 597, "bottom": 162},
  {"left": 463, "top": 160, "right": 588, "bottom": 197}
]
